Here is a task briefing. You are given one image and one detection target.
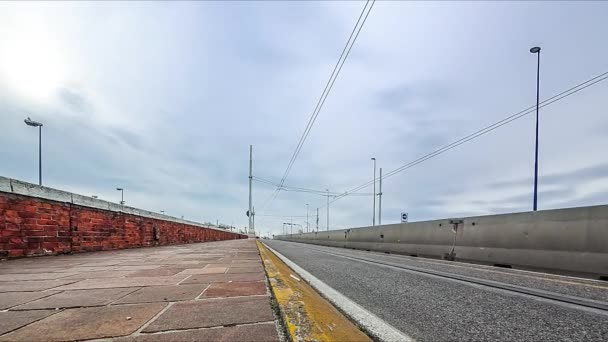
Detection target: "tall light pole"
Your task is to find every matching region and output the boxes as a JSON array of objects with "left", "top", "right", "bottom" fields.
[
  {"left": 248, "top": 145, "right": 253, "bottom": 233},
  {"left": 530, "top": 46, "right": 541, "bottom": 211},
  {"left": 116, "top": 188, "right": 124, "bottom": 205},
  {"left": 306, "top": 203, "right": 309, "bottom": 233},
  {"left": 316, "top": 208, "right": 319, "bottom": 232},
  {"left": 371, "top": 157, "right": 376, "bottom": 226},
  {"left": 326, "top": 189, "right": 330, "bottom": 231},
  {"left": 378, "top": 167, "right": 383, "bottom": 225},
  {"left": 24, "top": 117, "right": 43, "bottom": 185}
]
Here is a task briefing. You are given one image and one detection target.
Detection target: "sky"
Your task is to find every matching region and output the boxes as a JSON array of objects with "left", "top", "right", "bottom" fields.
[{"left": 1, "top": 1, "right": 607, "bottom": 237}]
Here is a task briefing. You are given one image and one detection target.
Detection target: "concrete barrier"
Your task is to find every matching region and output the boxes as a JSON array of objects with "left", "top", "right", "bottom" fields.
[{"left": 276, "top": 205, "right": 608, "bottom": 279}]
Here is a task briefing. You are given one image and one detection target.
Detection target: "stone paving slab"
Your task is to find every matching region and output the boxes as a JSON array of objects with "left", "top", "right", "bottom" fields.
[
  {"left": 77, "top": 261, "right": 122, "bottom": 267},
  {"left": 113, "top": 285, "right": 209, "bottom": 304},
  {"left": 13, "top": 288, "right": 140, "bottom": 310},
  {"left": 58, "top": 266, "right": 119, "bottom": 273},
  {"left": 0, "top": 310, "right": 57, "bottom": 335},
  {"left": 65, "top": 270, "right": 137, "bottom": 279},
  {"left": 0, "top": 279, "right": 79, "bottom": 293},
  {"left": 0, "top": 239, "right": 279, "bottom": 341},
  {"left": 0, "top": 273, "right": 78, "bottom": 282},
  {"left": 126, "top": 268, "right": 185, "bottom": 277},
  {"left": 201, "top": 263, "right": 233, "bottom": 268},
  {"left": 52, "top": 276, "right": 188, "bottom": 290},
  {"left": 0, "top": 268, "right": 69, "bottom": 274},
  {"left": 180, "top": 266, "right": 227, "bottom": 275},
  {"left": 182, "top": 272, "right": 265, "bottom": 284},
  {"left": 202, "top": 281, "right": 267, "bottom": 298},
  {"left": 0, "top": 291, "right": 60, "bottom": 310},
  {"left": 227, "top": 265, "right": 265, "bottom": 274},
  {"left": 119, "top": 322, "right": 279, "bottom": 342},
  {"left": 143, "top": 296, "right": 274, "bottom": 332},
  {"left": 0, "top": 303, "right": 167, "bottom": 341},
  {"left": 113, "top": 265, "right": 163, "bottom": 271}
]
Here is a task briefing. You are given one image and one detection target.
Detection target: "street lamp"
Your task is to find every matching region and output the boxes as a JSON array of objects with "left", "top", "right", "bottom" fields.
[
  {"left": 326, "top": 189, "right": 330, "bottom": 231},
  {"left": 530, "top": 46, "right": 541, "bottom": 211},
  {"left": 371, "top": 157, "right": 376, "bottom": 226},
  {"left": 116, "top": 188, "right": 124, "bottom": 205},
  {"left": 24, "top": 117, "right": 43, "bottom": 185},
  {"left": 306, "top": 203, "right": 309, "bottom": 233}
]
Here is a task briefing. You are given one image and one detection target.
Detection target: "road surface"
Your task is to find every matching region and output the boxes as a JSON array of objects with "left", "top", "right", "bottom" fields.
[{"left": 264, "top": 240, "right": 608, "bottom": 342}]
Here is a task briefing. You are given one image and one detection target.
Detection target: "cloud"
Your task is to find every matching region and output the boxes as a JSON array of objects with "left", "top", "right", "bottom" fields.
[{"left": 1, "top": 1, "right": 608, "bottom": 237}]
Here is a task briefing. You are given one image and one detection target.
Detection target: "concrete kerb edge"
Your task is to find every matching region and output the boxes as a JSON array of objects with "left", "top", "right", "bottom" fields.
[
  {"left": 261, "top": 241, "right": 412, "bottom": 342},
  {"left": 0, "top": 176, "right": 238, "bottom": 235},
  {"left": 255, "top": 241, "right": 290, "bottom": 342}
]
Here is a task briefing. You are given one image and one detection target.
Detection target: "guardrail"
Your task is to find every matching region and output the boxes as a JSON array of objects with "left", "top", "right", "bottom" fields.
[{"left": 275, "top": 205, "right": 608, "bottom": 279}]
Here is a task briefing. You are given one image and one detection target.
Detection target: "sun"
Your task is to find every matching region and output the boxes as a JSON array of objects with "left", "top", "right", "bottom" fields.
[{"left": 0, "top": 24, "right": 66, "bottom": 101}]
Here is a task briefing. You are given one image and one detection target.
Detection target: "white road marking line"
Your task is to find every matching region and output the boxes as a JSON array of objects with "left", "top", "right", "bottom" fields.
[{"left": 263, "top": 242, "right": 414, "bottom": 342}]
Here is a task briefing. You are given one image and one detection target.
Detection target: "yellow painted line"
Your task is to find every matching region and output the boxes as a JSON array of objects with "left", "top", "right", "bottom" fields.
[{"left": 257, "top": 241, "right": 371, "bottom": 342}]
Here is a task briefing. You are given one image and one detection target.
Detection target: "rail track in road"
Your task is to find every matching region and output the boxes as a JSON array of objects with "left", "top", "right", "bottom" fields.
[{"left": 298, "top": 243, "right": 608, "bottom": 313}]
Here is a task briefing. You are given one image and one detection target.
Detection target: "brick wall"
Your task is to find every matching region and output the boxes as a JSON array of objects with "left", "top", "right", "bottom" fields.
[{"left": 0, "top": 192, "right": 247, "bottom": 259}]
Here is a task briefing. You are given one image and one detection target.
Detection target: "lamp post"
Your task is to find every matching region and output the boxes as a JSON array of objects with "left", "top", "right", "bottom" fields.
[
  {"left": 116, "top": 188, "right": 124, "bottom": 205},
  {"left": 371, "top": 157, "right": 376, "bottom": 226},
  {"left": 326, "top": 189, "right": 330, "bottom": 231},
  {"left": 530, "top": 46, "right": 541, "bottom": 211},
  {"left": 378, "top": 167, "right": 383, "bottom": 225},
  {"left": 306, "top": 203, "right": 309, "bottom": 233},
  {"left": 24, "top": 117, "right": 43, "bottom": 185}
]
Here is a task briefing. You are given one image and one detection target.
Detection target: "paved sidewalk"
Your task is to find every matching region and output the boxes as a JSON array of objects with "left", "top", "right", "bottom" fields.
[{"left": 0, "top": 239, "right": 280, "bottom": 341}]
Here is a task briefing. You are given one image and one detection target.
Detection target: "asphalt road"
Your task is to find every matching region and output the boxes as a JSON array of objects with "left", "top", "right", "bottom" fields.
[{"left": 264, "top": 240, "right": 608, "bottom": 342}]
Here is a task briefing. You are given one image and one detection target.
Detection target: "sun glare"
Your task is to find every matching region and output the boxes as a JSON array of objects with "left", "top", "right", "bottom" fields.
[{"left": 0, "top": 25, "right": 66, "bottom": 101}]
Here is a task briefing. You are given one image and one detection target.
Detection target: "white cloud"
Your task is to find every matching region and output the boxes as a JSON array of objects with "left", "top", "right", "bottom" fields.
[{"left": 1, "top": 1, "right": 607, "bottom": 237}]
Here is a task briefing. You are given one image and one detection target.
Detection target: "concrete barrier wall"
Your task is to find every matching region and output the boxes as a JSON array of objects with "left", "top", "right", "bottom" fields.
[
  {"left": 0, "top": 176, "right": 247, "bottom": 259},
  {"left": 276, "top": 205, "right": 608, "bottom": 278}
]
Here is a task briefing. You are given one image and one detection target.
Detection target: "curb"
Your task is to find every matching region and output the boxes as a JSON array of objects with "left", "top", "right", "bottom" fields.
[{"left": 257, "top": 241, "right": 371, "bottom": 342}]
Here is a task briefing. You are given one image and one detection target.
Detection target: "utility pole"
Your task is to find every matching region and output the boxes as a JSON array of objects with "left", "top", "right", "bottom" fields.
[
  {"left": 326, "top": 189, "right": 330, "bottom": 231},
  {"left": 378, "top": 167, "right": 383, "bottom": 225},
  {"left": 252, "top": 206, "right": 255, "bottom": 235},
  {"left": 248, "top": 145, "right": 253, "bottom": 233},
  {"left": 290, "top": 217, "right": 293, "bottom": 236},
  {"left": 316, "top": 208, "right": 319, "bottom": 232},
  {"left": 371, "top": 157, "right": 376, "bottom": 226},
  {"left": 306, "top": 204, "right": 309, "bottom": 233}
]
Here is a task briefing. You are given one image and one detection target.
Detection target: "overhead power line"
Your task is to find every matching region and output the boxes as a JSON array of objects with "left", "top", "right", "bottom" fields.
[
  {"left": 323, "top": 70, "right": 608, "bottom": 207},
  {"left": 257, "top": 214, "right": 308, "bottom": 218},
  {"left": 264, "top": 0, "right": 376, "bottom": 211},
  {"left": 253, "top": 176, "right": 372, "bottom": 197}
]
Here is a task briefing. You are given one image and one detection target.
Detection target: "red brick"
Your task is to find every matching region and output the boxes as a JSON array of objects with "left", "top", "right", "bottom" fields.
[
  {"left": 24, "top": 205, "right": 39, "bottom": 213},
  {"left": 1, "top": 192, "right": 245, "bottom": 260},
  {"left": 9, "top": 249, "right": 25, "bottom": 257}
]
